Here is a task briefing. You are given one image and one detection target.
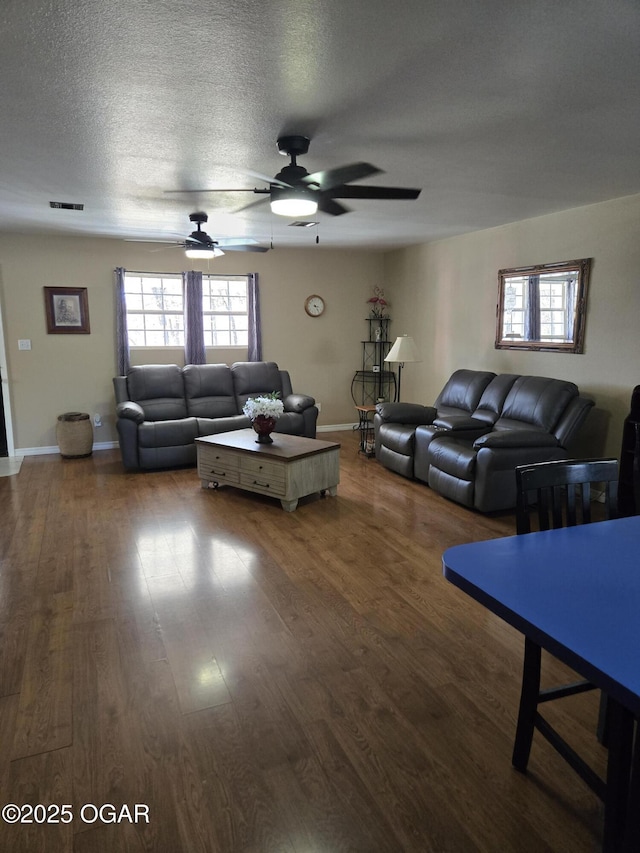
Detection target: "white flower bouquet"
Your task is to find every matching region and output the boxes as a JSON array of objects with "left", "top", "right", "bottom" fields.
[{"left": 242, "top": 392, "right": 285, "bottom": 420}]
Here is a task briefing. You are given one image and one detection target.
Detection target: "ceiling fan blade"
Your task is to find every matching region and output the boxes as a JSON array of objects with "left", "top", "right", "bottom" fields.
[
  {"left": 164, "top": 187, "right": 260, "bottom": 194},
  {"left": 223, "top": 244, "right": 270, "bottom": 253},
  {"left": 329, "top": 185, "right": 422, "bottom": 200},
  {"left": 318, "top": 196, "right": 350, "bottom": 216},
  {"left": 303, "top": 162, "right": 382, "bottom": 191},
  {"left": 234, "top": 195, "right": 271, "bottom": 214}
]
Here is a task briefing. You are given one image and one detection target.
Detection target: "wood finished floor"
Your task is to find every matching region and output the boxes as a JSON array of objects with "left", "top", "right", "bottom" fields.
[{"left": 0, "top": 431, "right": 608, "bottom": 852}]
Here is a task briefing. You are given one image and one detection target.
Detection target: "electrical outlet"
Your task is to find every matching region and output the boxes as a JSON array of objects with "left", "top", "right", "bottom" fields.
[
  {"left": 93, "top": 413, "right": 102, "bottom": 427},
  {"left": 316, "top": 401, "right": 322, "bottom": 412}
]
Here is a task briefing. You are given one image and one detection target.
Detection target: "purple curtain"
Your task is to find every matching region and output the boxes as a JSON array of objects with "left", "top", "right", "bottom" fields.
[
  {"left": 247, "top": 272, "right": 262, "bottom": 361},
  {"left": 114, "top": 267, "right": 130, "bottom": 375},
  {"left": 565, "top": 277, "right": 575, "bottom": 340},
  {"left": 524, "top": 274, "right": 540, "bottom": 341},
  {"left": 184, "top": 270, "right": 206, "bottom": 364}
]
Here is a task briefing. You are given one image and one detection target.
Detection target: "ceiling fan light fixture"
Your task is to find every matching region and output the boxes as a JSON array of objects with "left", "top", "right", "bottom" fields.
[
  {"left": 270, "top": 186, "right": 318, "bottom": 217},
  {"left": 184, "top": 245, "right": 223, "bottom": 259}
]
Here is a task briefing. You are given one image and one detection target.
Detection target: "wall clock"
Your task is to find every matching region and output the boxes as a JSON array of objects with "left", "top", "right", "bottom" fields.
[{"left": 304, "top": 294, "right": 325, "bottom": 317}]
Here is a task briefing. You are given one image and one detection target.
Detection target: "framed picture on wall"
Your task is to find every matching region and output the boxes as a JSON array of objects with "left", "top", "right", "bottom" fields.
[{"left": 44, "top": 287, "right": 91, "bottom": 334}]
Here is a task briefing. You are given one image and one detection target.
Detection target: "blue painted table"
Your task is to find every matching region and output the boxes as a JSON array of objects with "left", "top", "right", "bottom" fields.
[{"left": 443, "top": 516, "right": 640, "bottom": 852}]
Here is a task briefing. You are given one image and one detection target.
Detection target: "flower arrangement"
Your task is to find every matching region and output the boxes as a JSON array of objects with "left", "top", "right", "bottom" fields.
[
  {"left": 242, "top": 391, "right": 284, "bottom": 421},
  {"left": 367, "top": 286, "right": 389, "bottom": 319}
]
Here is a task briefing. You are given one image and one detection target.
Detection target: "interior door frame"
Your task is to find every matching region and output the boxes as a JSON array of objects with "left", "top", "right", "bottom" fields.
[{"left": 0, "top": 291, "right": 16, "bottom": 456}]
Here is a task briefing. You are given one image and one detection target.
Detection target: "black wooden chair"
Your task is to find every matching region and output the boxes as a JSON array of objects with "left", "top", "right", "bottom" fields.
[{"left": 512, "top": 458, "right": 620, "bottom": 791}]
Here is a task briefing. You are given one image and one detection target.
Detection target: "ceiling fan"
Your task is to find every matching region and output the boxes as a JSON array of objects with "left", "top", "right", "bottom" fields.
[
  {"left": 130, "top": 212, "right": 270, "bottom": 258},
  {"left": 167, "top": 135, "right": 422, "bottom": 217},
  {"left": 180, "top": 212, "right": 269, "bottom": 257}
]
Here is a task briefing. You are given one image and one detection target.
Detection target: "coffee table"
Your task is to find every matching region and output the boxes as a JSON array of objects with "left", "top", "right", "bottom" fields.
[{"left": 196, "top": 429, "right": 340, "bottom": 511}]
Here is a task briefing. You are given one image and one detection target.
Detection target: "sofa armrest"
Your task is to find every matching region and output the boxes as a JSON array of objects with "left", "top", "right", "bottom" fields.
[
  {"left": 434, "top": 414, "right": 490, "bottom": 431},
  {"left": 473, "top": 429, "right": 560, "bottom": 450},
  {"left": 375, "top": 402, "right": 436, "bottom": 425},
  {"left": 116, "top": 401, "right": 145, "bottom": 424},
  {"left": 283, "top": 393, "right": 316, "bottom": 413}
]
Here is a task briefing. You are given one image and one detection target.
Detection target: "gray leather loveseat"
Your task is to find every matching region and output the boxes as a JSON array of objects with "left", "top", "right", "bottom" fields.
[
  {"left": 113, "top": 361, "right": 318, "bottom": 470},
  {"left": 374, "top": 369, "right": 594, "bottom": 512}
]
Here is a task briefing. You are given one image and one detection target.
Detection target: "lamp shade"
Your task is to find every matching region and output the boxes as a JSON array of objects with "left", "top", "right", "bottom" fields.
[{"left": 384, "top": 335, "right": 421, "bottom": 364}]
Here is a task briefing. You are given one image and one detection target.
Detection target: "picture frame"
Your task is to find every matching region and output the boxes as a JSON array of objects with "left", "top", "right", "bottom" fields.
[{"left": 44, "top": 287, "right": 91, "bottom": 334}]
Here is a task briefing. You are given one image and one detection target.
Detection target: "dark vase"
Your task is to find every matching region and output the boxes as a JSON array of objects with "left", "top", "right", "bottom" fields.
[{"left": 252, "top": 415, "right": 277, "bottom": 444}]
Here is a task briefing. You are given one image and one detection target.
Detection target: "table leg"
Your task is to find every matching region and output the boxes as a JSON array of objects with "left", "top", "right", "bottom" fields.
[
  {"left": 280, "top": 498, "right": 298, "bottom": 512},
  {"left": 512, "top": 637, "right": 541, "bottom": 772},
  {"left": 603, "top": 698, "right": 634, "bottom": 853},
  {"left": 622, "top": 723, "right": 640, "bottom": 852}
]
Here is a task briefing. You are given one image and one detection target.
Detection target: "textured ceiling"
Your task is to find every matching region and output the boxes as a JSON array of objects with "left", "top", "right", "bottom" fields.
[{"left": 1, "top": 0, "right": 639, "bottom": 249}]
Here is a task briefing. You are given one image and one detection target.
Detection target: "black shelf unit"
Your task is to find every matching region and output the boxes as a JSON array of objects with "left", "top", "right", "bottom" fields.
[{"left": 351, "top": 318, "right": 397, "bottom": 406}]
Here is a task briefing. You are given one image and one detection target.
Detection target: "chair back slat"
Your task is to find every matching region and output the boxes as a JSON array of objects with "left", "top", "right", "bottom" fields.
[{"left": 515, "top": 458, "right": 619, "bottom": 536}]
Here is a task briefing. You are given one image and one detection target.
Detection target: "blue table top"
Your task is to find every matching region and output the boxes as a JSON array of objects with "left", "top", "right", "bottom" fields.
[{"left": 443, "top": 515, "right": 640, "bottom": 715}]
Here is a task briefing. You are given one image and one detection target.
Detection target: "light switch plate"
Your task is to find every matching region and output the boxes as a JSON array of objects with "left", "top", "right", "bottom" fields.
[{"left": 18, "top": 339, "right": 31, "bottom": 350}]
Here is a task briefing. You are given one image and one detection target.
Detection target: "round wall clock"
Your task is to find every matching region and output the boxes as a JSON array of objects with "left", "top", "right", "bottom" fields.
[{"left": 304, "top": 294, "right": 325, "bottom": 317}]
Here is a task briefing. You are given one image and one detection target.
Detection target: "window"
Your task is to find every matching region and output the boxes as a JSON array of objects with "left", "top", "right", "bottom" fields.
[
  {"left": 202, "top": 275, "right": 248, "bottom": 347},
  {"left": 496, "top": 259, "right": 591, "bottom": 354},
  {"left": 124, "top": 272, "right": 249, "bottom": 348},
  {"left": 124, "top": 273, "right": 184, "bottom": 347}
]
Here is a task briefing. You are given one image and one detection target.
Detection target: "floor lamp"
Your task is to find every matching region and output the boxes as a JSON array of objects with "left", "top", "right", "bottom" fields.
[{"left": 384, "top": 335, "right": 421, "bottom": 401}]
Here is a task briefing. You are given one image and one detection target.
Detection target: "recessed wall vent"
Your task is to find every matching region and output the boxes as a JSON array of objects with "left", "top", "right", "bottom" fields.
[
  {"left": 49, "top": 201, "right": 84, "bottom": 210},
  {"left": 288, "top": 220, "right": 318, "bottom": 227}
]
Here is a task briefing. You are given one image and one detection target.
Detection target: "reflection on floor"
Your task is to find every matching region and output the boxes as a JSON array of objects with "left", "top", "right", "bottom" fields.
[{"left": 0, "top": 455, "right": 23, "bottom": 477}]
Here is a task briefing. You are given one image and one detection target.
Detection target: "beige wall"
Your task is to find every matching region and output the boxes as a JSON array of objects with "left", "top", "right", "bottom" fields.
[
  {"left": 384, "top": 192, "right": 640, "bottom": 459},
  {"left": 0, "top": 236, "right": 384, "bottom": 451}
]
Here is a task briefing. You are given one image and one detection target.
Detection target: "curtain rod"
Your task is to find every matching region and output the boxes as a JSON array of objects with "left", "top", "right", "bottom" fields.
[{"left": 115, "top": 269, "right": 251, "bottom": 278}]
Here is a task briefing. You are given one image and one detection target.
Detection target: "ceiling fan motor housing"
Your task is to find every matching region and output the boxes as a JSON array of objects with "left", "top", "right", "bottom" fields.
[{"left": 277, "top": 135, "right": 310, "bottom": 157}]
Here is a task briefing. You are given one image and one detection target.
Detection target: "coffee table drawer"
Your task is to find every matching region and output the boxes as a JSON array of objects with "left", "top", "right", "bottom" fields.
[
  {"left": 239, "top": 456, "right": 286, "bottom": 496},
  {"left": 198, "top": 446, "right": 240, "bottom": 484}
]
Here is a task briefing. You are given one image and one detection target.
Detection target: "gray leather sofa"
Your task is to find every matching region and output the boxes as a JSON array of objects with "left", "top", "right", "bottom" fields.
[
  {"left": 374, "top": 369, "right": 594, "bottom": 512},
  {"left": 113, "top": 361, "right": 318, "bottom": 470}
]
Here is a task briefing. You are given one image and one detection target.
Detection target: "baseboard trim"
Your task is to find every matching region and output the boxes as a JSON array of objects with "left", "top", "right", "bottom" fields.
[
  {"left": 17, "top": 440, "right": 120, "bottom": 456},
  {"left": 317, "top": 423, "right": 357, "bottom": 433},
  {"left": 17, "top": 429, "right": 354, "bottom": 456}
]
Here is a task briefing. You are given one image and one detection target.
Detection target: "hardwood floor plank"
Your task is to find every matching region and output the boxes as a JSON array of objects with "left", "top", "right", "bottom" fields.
[{"left": 11, "top": 592, "right": 73, "bottom": 759}]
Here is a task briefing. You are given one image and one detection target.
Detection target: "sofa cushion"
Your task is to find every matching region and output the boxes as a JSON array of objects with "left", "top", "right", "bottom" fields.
[
  {"left": 497, "top": 376, "right": 578, "bottom": 432},
  {"left": 231, "top": 361, "right": 283, "bottom": 407},
  {"left": 197, "top": 415, "right": 250, "bottom": 436},
  {"left": 377, "top": 423, "right": 418, "bottom": 455},
  {"left": 434, "top": 369, "right": 496, "bottom": 413},
  {"left": 429, "top": 438, "right": 477, "bottom": 479},
  {"left": 127, "top": 364, "right": 188, "bottom": 421},
  {"left": 138, "top": 417, "right": 198, "bottom": 448},
  {"left": 183, "top": 364, "right": 238, "bottom": 418},
  {"left": 471, "top": 374, "right": 519, "bottom": 426}
]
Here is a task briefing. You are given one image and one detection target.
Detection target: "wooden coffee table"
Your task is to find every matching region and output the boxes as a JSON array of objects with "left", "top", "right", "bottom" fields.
[{"left": 196, "top": 429, "right": 340, "bottom": 511}]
